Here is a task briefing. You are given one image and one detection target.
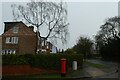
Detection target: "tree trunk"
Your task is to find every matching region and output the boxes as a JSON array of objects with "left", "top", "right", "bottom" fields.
[{"left": 36, "top": 28, "right": 41, "bottom": 53}]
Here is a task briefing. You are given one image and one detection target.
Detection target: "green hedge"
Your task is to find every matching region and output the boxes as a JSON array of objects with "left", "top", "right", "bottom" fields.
[{"left": 2, "top": 54, "right": 83, "bottom": 70}]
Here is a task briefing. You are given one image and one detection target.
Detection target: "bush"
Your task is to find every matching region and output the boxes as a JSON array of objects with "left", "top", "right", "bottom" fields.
[
  {"left": 2, "top": 54, "right": 28, "bottom": 65},
  {"left": 2, "top": 54, "right": 83, "bottom": 70}
]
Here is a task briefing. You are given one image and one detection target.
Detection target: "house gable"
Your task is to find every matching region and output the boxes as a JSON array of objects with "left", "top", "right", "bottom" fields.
[
  {"left": 3, "top": 21, "right": 36, "bottom": 36},
  {"left": 2, "top": 21, "right": 37, "bottom": 54}
]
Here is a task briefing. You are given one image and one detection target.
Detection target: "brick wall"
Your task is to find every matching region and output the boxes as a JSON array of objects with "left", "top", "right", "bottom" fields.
[{"left": 19, "top": 35, "right": 37, "bottom": 54}]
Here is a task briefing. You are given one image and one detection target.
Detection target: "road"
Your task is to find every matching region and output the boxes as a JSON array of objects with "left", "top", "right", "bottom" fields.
[{"left": 86, "top": 59, "right": 119, "bottom": 78}]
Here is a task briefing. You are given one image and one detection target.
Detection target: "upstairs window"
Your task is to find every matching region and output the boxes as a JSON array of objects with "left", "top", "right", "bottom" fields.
[
  {"left": 6, "top": 37, "right": 10, "bottom": 43},
  {"left": 13, "top": 26, "right": 19, "bottom": 33},
  {"left": 11, "top": 37, "right": 19, "bottom": 44},
  {"left": 6, "top": 37, "right": 19, "bottom": 44}
]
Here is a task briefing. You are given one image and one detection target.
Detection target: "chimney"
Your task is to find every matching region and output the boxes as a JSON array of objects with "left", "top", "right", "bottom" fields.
[{"left": 29, "top": 26, "right": 34, "bottom": 31}]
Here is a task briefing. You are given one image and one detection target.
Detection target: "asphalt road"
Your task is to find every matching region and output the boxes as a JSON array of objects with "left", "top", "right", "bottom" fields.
[{"left": 86, "top": 59, "right": 119, "bottom": 78}]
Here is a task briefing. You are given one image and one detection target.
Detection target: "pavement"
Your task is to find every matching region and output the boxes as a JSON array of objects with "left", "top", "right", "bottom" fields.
[
  {"left": 66, "top": 59, "right": 119, "bottom": 79},
  {"left": 66, "top": 67, "right": 92, "bottom": 78},
  {"left": 86, "top": 59, "right": 119, "bottom": 77},
  {"left": 85, "top": 66, "right": 106, "bottom": 78}
]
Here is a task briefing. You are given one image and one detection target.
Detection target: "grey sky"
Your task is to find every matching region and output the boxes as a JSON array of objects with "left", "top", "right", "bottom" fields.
[
  {"left": 67, "top": 2, "right": 118, "bottom": 49},
  {"left": 0, "top": 2, "right": 118, "bottom": 50}
]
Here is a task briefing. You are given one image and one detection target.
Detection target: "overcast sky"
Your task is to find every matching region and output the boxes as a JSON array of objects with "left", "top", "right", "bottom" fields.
[{"left": 0, "top": 1, "right": 118, "bottom": 50}]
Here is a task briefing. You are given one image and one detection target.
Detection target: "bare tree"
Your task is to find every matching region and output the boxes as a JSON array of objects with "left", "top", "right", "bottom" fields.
[
  {"left": 95, "top": 16, "right": 120, "bottom": 61},
  {"left": 95, "top": 16, "right": 120, "bottom": 46},
  {"left": 44, "top": 2, "right": 69, "bottom": 43},
  {"left": 11, "top": 0, "right": 69, "bottom": 46}
]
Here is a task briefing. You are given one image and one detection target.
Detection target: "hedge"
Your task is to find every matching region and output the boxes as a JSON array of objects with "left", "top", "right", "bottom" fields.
[{"left": 2, "top": 54, "right": 83, "bottom": 70}]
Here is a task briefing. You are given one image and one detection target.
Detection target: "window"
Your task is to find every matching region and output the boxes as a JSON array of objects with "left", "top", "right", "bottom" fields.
[
  {"left": 13, "top": 26, "right": 19, "bottom": 33},
  {"left": 11, "top": 37, "right": 19, "bottom": 44},
  {"left": 6, "top": 37, "right": 19, "bottom": 44},
  {"left": 13, "top": 50, "right": 16, "bottom": 54},
  {"left": 42, "top": 41, "right": 44, "bottom": 47},
  {"left": 2, "top": 50, "right": 16, "bottom": 55},
  {"left": 47, "top": 43, "right": 49, "bottom": 49},
  {"left": 45, "top": 40, "right": 46, "bottom": 46},
  {"left": 47, "top": 45, "right": 49, "bottom": 49},
  {"left": 6, "top": 37, "right": 10, "bottom": 43},
  {"left": 41, "top": 38, "right": 44, "bottom": 47}
]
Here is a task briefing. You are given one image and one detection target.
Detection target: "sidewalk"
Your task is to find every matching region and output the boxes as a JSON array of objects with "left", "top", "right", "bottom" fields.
[
  {"left": 86, "top": 59, "right": 119, "bottom": 78},
  {"left": 66, "top": 67, "right": 92, "bottom": 78},
  {"left": 66, "top": 59, "right": 119, "bottom": 79},
  {"left": 85, "top": 66, "right": 106, "bottom": 78}
]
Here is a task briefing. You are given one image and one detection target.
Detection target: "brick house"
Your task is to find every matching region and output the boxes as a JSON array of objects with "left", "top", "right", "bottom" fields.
[
  {"left": 2, "top": 21, "right": 37, "bottom": 54},
  {"left": 46, "top": 41, "right": 53, "bottom": 52},
  {"left": 38, "top": 37, "right": 58, "bottom": 53},
  {"left": 2, "top": 21, "right": 58, "bottom": 54},
  {"left": 40, "top": 37, "right": 47, "bottom": 52},
  {"left": 40, "top": 37, "right": 54, "bottom": 53}
]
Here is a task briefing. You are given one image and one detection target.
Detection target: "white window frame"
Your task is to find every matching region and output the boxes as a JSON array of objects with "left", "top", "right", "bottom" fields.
[
  {"left": 45, "top": 40, "right": 46, "bottom": 46},
  {"left": 11, "top": 37, "right": 19, "bottom": 44},
  {"left": 2, "top": 50, "right": 16, "bottom": 55},
  {"left": 46, "top": 43, "right": 49, "bottom": 49},
  {"left": 42, "top": 41, "right": 44, "bottom": 47},
  {"left": 13, "top": 50, "right": 16, "bottom": 54},
  {"left": 47, "top": 45, "right": 49, "bottom": 49},
  {"left": 6, "top": 37, "right": 11, "bottom": 44}
]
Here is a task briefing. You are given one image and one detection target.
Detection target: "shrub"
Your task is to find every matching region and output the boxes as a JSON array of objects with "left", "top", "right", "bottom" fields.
[
  {"left": 2, "top": 54, "right": 83, "bottom": 70},
  {"left": 2, "top": 54, "right": 28, "bottom": 65}
]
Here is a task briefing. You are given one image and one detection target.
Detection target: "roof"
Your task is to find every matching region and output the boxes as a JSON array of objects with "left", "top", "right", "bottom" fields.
[
  {"left": 4, "top": 21, "right": 24, "bottom": 33},
  {"left": 3, "top": 21, "right": 36, "bottom": 35},
  {"left": 4, "top": 21, "right": 23, "bottom": 24}
]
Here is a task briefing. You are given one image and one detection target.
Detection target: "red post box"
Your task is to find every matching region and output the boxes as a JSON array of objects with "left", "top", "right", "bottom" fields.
[{"left": 61, "top": 58, "right": 66, "bottom": 76}]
